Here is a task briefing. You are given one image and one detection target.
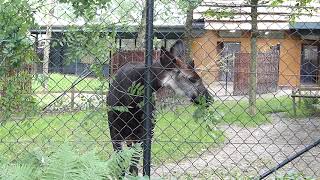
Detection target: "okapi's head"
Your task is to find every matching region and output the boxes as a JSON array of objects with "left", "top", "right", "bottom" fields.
[{"left": 159, "top": 46, "right": 213, "bottom": 106}]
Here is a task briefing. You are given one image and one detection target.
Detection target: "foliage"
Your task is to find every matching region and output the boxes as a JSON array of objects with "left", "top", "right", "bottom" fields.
[
  {"left": 0, "top": 0, "right": 39, "bottom": 120},
  {"left": 303, "top": 97, "right": 319, "bottom": 111},
  {"left": 204, "top": 8, "right": 236, "bottom": 20},
  {"left": 275, "top": 171, "right": 315, "bottom": 180},
  {"left": 303, "top": 98, "right": 319, "bottom": 107},
  {"left": 203, "top": 0, "right": 317, "bottom": 23},
  {"left": 57, "top": 0, "right": 112, "bottom": 20},
  {"left": 0, "top": 0, "right": 35, "bottom": 68},
  {"left": 270, "top": 0, "right": 316, "bottom": 6},
  {"left": 193, "top": 97, "right": 223, "bottom": 138},
  {"left": 270, "top": 0, "right": 318, "bottom": 23},
  {"left": 59, "top": 25, "right": 116, "bottom": 80},
  {"left": 0, "top": 72, "right": 38, "bottom": 120},
  {"left": 171, "top": 0, "right": 203, "bottom": 12},
  {"left": 128, "top": 81, "right": 144, "bottom": 97},
  {"left": 0, "top": 143, "right": 142, "bottom": 179},
  {"left": 217, "top": 53, "right": 235, "bottom": 73}
]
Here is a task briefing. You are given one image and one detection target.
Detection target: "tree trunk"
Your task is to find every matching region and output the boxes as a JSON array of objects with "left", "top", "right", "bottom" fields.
[
  {"left": 32, "top": 34, "right": 39, "bottom": 74},
  {"left": 185, "top": 4, "right": 195, "bottom": 64},
  {"left": 136, "top": 4, "right": 147, "bottom": 50},
  {"left": 43, "top": 0, "right": 55, "bottom": 91},
  {"left": 249, "top": 0, "right": 258, "bottom": 115}
]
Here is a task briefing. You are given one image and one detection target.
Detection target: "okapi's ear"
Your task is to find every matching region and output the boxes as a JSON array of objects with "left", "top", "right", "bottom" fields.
[
  {"left": 160, "top": 46, "right": 176, "bottom": 68},
  {"left": 170, "top": 40, "right": 186, "bottom": 59},
  {"left": 160, "top": 46, "right": 167, "bottom": 54},
  {"left": 169, "top": 46, "right": 175, "bottom": 55},
  {"left": 188, "top": 60, "right": 195, "bottom": 69}
]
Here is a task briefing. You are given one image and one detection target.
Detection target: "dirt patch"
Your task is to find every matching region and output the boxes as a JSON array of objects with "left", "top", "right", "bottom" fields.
[{"left": 151, "top": 113, "right": 320, "bottom": 179}]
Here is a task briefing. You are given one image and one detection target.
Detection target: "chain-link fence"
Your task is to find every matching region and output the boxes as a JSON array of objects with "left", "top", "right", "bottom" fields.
[{"left": 1, "top": 0, "right": 320, "bottom": 179}]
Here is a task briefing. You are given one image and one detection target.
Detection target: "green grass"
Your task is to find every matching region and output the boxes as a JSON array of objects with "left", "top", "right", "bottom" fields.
[
  {"left": 153, "top": 107, "right": 224, "bottom": 164},
  {"left": 32, "top": 73, "right": 108, "bottom": 93},
  {"left": 0, "top": 107, "right": 224, "bottom": 165},
  {"left": 0, "top": 111, "right": 111, "bottom": 160},
  {"left": 211, "top": 95, "right": 318, "bottom": 126},
  {"left": 1, "top": 94, "right": 318, "bottom": 165}
]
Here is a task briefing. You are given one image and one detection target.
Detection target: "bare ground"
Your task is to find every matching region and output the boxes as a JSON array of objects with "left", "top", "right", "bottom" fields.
[{"left": 151, "top": 113, "right": 320, "bottom": 179}]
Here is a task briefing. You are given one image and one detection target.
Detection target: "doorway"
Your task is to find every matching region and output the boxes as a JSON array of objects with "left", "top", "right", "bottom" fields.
[
  {"left": 301, "top": 45, "right": 319, "bottom": 84},
  {"left": 218, "top": 42, "right": 241, "bottom": 82}
]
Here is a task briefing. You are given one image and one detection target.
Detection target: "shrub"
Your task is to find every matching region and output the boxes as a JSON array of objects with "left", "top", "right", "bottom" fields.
[
  {"left": 303, "top": 98, "right": 319, "bottom": 111},
  {"left": 303, "top": 98, "right": 319, "bottom": 108}
]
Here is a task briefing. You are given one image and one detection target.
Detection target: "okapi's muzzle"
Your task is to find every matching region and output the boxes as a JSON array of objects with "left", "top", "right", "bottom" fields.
[{"left": 191, "top": 89, "right": 214, "bottom": 107}]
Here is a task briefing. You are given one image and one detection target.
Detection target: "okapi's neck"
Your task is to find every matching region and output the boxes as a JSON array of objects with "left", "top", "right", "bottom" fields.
[{"left": 150, "top": 61, "right": 174, "bottom": 92}]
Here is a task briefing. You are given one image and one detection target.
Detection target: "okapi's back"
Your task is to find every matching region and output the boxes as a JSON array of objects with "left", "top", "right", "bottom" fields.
[{"left": 107, "top": 63, "right": 146, "bottom": 107}]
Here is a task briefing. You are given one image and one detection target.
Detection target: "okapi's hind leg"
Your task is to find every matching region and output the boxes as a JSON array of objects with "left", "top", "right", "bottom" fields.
[
  {"left": 111, "top": 138, "right": 127, "bottom": 178},
  {"left": 109, "top": 126, "right": 126, "bottom": 178}
]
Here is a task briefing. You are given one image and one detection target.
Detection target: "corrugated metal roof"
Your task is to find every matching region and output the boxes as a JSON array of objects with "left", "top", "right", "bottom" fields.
[{"left": 293, "top": 22, "right": 320, "bottom": 29}]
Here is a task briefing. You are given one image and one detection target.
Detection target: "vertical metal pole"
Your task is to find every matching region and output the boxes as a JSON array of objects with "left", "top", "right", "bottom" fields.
[
  {"left": 226, "top": 58, "right": 228, "bottom": 95},
  {"left": 143, "top": 0, "right": 154, "bottom": 176}
]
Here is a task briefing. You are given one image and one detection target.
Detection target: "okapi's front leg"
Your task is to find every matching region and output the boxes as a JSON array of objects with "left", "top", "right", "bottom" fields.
[
  {"left": 126, "top": 139, "right": 141, "bottom": 176},
  {"left": 127, "top": 109, "right": 144, "bottom": 176},
  {"left": 127, "top": 119, "right": 155, "bottom": 176}
]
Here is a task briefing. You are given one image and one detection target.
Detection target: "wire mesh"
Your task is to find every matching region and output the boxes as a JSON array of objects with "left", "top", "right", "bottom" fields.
[{"left": 0, "top": 0, "right": 320, "bottom": 179}]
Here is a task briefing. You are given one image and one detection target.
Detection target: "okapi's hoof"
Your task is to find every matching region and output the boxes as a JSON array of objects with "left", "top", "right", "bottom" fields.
[{"left": 129, "top": 165, "right": 139, "bottom": 176}]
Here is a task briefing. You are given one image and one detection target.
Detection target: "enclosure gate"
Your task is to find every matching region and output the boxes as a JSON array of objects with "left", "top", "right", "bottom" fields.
[{"left": 233, "top": 50, "right": 280, "bottom": 96}]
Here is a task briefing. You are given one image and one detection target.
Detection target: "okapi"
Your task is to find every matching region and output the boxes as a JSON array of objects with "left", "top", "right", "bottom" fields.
[{"left": 107, "top": 44, "right": 213, "bottom": 175}]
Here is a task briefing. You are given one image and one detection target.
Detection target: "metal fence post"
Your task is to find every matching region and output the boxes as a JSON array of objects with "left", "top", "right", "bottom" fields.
[{"left": 143, "top": 0, "right": 154, "bottom": 176}]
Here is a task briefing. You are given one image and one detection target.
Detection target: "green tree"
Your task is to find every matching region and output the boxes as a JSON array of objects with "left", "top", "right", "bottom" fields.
[
  {"left": 175, "top": 0, "right": 203, "bottom": 64},
  {"left": 51, "top": 0, "right": 116, "bottom": 79}
]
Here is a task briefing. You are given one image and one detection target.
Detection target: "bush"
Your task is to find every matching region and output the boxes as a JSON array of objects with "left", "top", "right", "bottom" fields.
[
  {"left": 303, "top": 98, "right": 319, "bottom": 114},
  {"left": 303, "top": 98, "right": 319, "bottom": 111},
  {"left": 0, "top": 0, "right": 39, "bottom": 120}
]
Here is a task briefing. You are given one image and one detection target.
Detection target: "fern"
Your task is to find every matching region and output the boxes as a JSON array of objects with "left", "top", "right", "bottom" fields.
[
  {"left": 0, "top": 143, "right": 143, "bottom": 180},
  {"left": 78, "top": 150, "right": 109, "bottom": 180},
  {"left": 106, "top": 143, "right": 142, "bottom": 177},
  {"left": 0, "top": 164, "right": 36, "bottom": 180},
  {"left": 43, "top": 144, "right": 81, "bottom": 180},
  {"left": 128, "top": 81, "right": 144, "bottom": 96}
]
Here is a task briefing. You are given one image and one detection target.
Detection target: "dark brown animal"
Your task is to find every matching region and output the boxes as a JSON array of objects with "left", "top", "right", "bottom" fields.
[{"left": 107, "top": 44, "right": 213, "bottom": 175}]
